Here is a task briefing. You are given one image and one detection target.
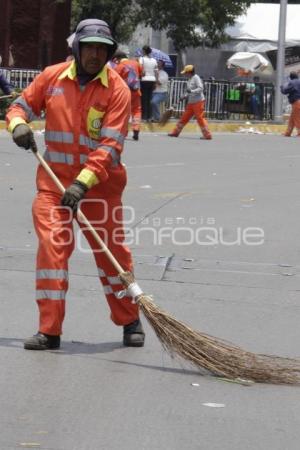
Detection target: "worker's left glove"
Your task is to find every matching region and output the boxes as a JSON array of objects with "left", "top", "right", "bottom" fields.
[
  {"left": 179, "top": 94, "right": 188, "bottom": 101},
  {"left": 186, "top": 88, "right": 192, "bottom": 93},
  {"left": 61, "top": 180, "right": 88, "bottom": 211}
]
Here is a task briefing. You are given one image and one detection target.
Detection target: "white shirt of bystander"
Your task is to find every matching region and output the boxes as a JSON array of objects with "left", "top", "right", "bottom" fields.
[{"left": 139, "top": 56, "right": 158, "bottom": 81}]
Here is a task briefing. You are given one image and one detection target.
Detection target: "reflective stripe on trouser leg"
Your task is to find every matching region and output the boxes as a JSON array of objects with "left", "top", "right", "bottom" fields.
[
  {"left": 131, "top": 91, "right": 141, "bottom": 132},
  {"left": 78, "top": 197, "right": 139, "bottom": 326},
  {"left": 172, "top": 105, "right": 194, "bottom": 135},
  {"left": 32, "top": 192, "right": 75, "bottom": 335},
  {"left": 193, "top": 100, "right": 212, "bottom": 138}
]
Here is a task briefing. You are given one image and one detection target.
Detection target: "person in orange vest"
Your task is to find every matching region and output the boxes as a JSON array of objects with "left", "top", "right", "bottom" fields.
[
  {"left": 168, "top": 65, "right": 212, "bottom": 140},
  {"left": 6, "top": 19, "right": 145, "bottom": 350},
  {"left": 111, "top": 50, "right": 142, "bottom": 141}
]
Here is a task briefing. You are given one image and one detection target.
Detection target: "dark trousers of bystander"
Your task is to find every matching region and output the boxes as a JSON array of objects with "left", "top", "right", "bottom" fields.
[{"left": 141, "top": 80, "right": 155, "bottom": 120}]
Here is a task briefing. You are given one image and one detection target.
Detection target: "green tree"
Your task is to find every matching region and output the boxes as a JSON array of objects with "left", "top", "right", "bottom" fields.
[
  {"left": 71, "top": 0, "right": 252, "bottom": 51},
  {"left": 137, "top": 0, "right": 252, "bottom": 51},
  {"left": 71, "top": 0, "right": 141, "bottom": 42}
]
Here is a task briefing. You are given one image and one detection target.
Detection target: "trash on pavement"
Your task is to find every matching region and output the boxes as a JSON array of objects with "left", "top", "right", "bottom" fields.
[{"left": 202, "top": 402, "right": 225, "bottom": 408}]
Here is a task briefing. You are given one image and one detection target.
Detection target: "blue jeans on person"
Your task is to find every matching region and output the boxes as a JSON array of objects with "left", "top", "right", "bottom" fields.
[{"left": 151, "top": 92, "right": 168, "bottom": 121}]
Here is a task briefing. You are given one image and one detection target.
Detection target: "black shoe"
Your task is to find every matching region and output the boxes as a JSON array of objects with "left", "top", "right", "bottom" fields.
[
  {"left": 123, "top": 319, "right": 145, "bottom": 347},
  {"left": 168, "top": 133, "right": 179, "bottom": 137},
  {"left": 133, "top": 130, "right": 139, "bottom": 141},
  {"left": 24, "top": 332, "right": 60, "bottom": 350}
]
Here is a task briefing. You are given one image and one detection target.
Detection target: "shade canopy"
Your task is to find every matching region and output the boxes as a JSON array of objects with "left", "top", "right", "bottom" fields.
[{"left": 226, "top": 52, "right": 273, "bottom": 74}]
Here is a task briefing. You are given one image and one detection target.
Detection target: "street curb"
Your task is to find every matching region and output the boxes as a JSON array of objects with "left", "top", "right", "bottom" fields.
[
  {"left": 0, "top": 120, "right": 287, "bottom": 134},
  {"left": 140, "top": 121, "right": 287, "bottom": 134}
]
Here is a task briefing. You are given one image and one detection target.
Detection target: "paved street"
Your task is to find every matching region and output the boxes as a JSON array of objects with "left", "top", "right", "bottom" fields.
[{"left": 1, "top": 129, "right": 300, "bottom": 450}]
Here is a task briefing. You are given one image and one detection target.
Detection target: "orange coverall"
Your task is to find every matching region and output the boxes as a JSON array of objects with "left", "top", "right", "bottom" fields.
[
  {"left": 113, "top": 59, "right": 142, "bottom": 133},
  {"left": 284, "top": 100, "right": 300, "bottom": 136},
  {"left": 170, "top": 73, "right": 212, "bottom": 139},
  {"left": 6, "top": 60, "right": 139, "bottom": 335}
]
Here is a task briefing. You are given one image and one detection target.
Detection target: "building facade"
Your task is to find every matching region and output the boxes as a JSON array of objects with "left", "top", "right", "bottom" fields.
[{"left": 0, "top": 0, "right": 71, "bottom": 69}]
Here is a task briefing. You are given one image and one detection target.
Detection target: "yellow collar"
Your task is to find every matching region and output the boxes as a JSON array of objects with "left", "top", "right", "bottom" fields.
[{"left": 58, "top": 60, "right": 109, "bottom": 87}]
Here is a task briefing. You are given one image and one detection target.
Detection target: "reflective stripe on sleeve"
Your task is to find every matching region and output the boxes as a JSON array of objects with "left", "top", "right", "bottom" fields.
[
  {"left": 13, "top": 97, "right": 38, "bottom": 122},
  {"left": 45, "top": 130, "right": 74, "bottom": 144},
  {"left": 101, "top": 146, "right": 120, "bottom": 166},
  {"left": 79, "top": 136, "right": 120, "bottom": 166},
  {"left": 100, "top": 127, "right": 125, "bottom": 145},
  {"left": 43, "top": 150, "right": 74, "bottom": 164},
  {"left": 36, "top": 269, "right": 69, "bottom": 280},
  {"left": 36, "top": 290, "right": 66, "bottom": 300}
]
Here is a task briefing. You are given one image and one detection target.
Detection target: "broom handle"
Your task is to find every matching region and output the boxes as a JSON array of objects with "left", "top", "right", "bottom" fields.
[
  {"left": 32, "top": 145, "right": 125, "bottom": 275},
  {"left": 0, "top": 94, "right": 13, "bottom": 100}
]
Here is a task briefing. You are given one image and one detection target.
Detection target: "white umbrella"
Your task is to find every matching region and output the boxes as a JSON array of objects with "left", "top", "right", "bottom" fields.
[{"left": 226, "top": 52, "right": 272, "bottom": 74}]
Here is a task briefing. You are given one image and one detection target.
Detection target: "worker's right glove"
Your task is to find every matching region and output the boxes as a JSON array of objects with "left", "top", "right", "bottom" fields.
[{"left": 12, "top": 123, "right": 34, "bottom": 150}]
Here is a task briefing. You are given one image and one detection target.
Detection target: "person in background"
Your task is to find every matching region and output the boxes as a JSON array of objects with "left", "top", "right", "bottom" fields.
[
  {"left": 6, "top": 18, "right": 145, "bottom": 350},
  {"left": 139, "top": 45, "right": 158, "bottom": 121},
  {"left": 0, "top": 55, "right": 17, "bottom": 97},
  {"left": 280, "top": 71, "right": 300, "bottom": 137},
  {"left": 150, "top": 60, "right": 169, "bottom": 122},
  {"left": 250, "top": 75, "right": 262, "bottom": 120},
  {"left": 168, "top": 64, "right": 212, "bottom": 140},
  {"left": 111, "top": 50, "right": 142, "bottom": 140}
]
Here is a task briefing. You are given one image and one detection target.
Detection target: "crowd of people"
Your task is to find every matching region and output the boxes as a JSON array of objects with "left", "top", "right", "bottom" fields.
[
  {"left": 110, "top": 45, "right": 170, "bottom": 132},
  {"left": 1, "top": 40, "right": 214, "bottom": 141}
]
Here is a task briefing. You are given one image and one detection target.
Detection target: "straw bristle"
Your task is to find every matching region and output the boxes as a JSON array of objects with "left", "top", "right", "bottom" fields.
[
  {"left": 118, "top": 271, "right": 300, "bottom": 384},
  {"left": 159, "top": 108, "right": 174, "bottom": 126},
  {"left": 137, "top": 294, "right": 300, "bottom": 385}
]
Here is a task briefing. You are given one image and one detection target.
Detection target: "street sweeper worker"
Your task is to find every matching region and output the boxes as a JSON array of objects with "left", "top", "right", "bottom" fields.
[
  {"left": 6, "top": 18, "right": 145, "bottom": 350},
  {"left": 111, "top": 50, "right": 142, "bottom": 141},
  {"left": 168, "top": 64, "right": 212, "bottom": 140}
]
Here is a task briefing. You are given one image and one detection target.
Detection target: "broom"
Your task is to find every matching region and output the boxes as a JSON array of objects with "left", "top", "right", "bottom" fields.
[
  {"left": 30, "top": 141, "right": 300, "bottom": 385},
  {"left": 159, "top": 105, "right": 176, "bottom": 126},
  {"left": 159, "top": 100, "right": 182, "bottom": 126},
  {"left": 159, "top": 90, "right": 190, "bottom": 126}
]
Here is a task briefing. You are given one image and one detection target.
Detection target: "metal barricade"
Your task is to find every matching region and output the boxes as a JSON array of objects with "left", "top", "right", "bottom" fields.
[
  {"left": 167, "top": 78, "right": 275, "bottom": 121},
  {"left": 1, "top": 68, "right": 40, "bottom": 89},
  {"left": 1, "top": 67, "right": 275, "bottom": 121},
  {"left": 167, "top": 79, "right": 187, "bottom": 118}
]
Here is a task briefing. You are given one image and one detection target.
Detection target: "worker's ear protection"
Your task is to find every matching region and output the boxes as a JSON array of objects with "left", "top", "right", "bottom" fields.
[{"left": 72, "top": 19, "right": 118, "bottom": 64}]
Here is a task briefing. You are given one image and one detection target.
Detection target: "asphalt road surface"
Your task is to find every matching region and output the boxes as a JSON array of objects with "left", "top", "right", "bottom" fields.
[{"left": 1, "top": 129, "right": 300, "bottom": 450}]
